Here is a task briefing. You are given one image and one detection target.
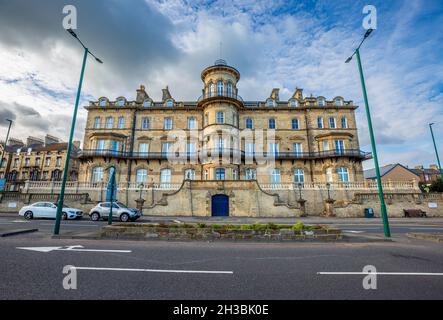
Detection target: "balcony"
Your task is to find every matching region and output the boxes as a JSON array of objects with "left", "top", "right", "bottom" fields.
[
  {"left": 197, "top": 92, "right": 243, "bottom": 106},
  {"left": 79, "top": 149, "right": 127, "bottom": 159}
]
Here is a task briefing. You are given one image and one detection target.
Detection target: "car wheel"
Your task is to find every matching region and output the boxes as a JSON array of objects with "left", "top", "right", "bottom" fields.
[
  {"left": 62, "top": 212, "right": 67, "bottom": 220},
  {"left": 90, "top": 212, "right": 100, "bottom": 221},
  {"left": 24, "top": 211, "right": 33, "bottom": 220},
  {"left": 120, "top": 213, "right": 129, "bottom": 222}
]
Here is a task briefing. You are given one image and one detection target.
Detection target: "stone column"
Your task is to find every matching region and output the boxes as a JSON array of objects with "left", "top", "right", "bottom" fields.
[{"left": 322, "top": 198, "right": 336, "bottom": 217}]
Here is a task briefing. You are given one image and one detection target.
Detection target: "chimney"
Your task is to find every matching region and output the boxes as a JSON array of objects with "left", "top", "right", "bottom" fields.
[
  {"left": 45, "top": 134, "right": 60, "bottom": 146},
  {"left": 162, "top": 86, "right": 172, "bottom": 101},
  {"left": 429, "top": 164, "right": 439, "bottom": 170},
  {"left": 270, "top": 88, "right": 280, "bottom": 101},
  {"left": 7, "top": 138, "right": 24, "bottom": 147},
  {"left": 26, "top": 136, "right": 44, "bottom": 147},
  {"left": 294, "top": 87, "right": 303, "bottom": 100},
  {"left": 414, "top": 165, "right": 424, "bottom": 170},
  {"left": 136, "top": 84, "right": 149, "bottom": 103}
]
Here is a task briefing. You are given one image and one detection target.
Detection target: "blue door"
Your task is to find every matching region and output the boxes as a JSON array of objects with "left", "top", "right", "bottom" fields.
[{"left": 212, "top": 195, "right": 229, "bottom": 217}]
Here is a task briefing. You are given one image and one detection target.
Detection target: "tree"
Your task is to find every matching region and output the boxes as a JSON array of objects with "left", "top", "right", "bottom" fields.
[{"left": 429, "top": 178, "right": 443, "bottom": 192}]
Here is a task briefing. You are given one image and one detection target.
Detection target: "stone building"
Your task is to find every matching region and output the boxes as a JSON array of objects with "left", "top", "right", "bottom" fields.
[
  {"left": 79, "top": 59, "right": 370, "bottom": 191},
  {"left": 0, "top": 135, "right": 80, "bottom": 191}
]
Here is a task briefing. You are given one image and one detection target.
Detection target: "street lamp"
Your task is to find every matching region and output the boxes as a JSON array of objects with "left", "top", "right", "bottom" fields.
[
  {"left": 53, "top": 29, "right": 103, "bottom": 235},
  {"left": 346, "top": 28, "right": 391, "bottom": 238},
  {"left": 326, "top": 182, "right": 331, "bottom": 200},
  {"left": 297, "top": 182, "right": 303, "bottom": 200},
  {"left": 429, "top": 123, "right": 443, "bottom": 181}
]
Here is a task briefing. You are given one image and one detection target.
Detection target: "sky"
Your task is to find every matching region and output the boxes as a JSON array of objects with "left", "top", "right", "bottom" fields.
[{"left": 0, "top": 0, "right": 442, "bottom": 170}]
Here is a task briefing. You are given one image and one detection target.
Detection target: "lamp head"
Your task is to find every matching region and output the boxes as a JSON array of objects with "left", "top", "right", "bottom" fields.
[
  {"left": 345, "top": 56, "right": 353, "bottom": 64},
  {"left": 67, "top": 28, "right": 78, "bottom": 38},
  {"left": 364, "top": 28, "right": 374, "bottom": 38}
]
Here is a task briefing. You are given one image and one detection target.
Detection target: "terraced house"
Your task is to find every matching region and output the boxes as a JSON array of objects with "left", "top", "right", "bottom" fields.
[{"left": 78, "top": 59, "right": 370, "bottom": 190}]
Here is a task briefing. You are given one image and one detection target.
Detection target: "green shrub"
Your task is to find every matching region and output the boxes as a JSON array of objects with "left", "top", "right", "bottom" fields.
[
  {"left": 182, "top": 223, "right": 194, "bottom": 228},
  {"left": 292, "top": 222, "right": 304, "bottom": 231},
  {"left": 266, "top": 222, "right": 278, "bottom": 230},
  {"left": 197, "top": 223, "right": 207, "bottom": 229},
  {"left": 211, "top": 224, "right": 222, "bottom": 230},
  {"left": 430, "top": 178, "right": 443, "bottom": 192}
]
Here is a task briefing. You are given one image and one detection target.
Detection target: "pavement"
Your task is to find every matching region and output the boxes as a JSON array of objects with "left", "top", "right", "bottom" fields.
[{"left": 1, "top": 213, "right": 443, "bottom": 299}]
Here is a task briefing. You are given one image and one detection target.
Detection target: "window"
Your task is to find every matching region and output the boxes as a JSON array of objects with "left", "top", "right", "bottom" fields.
[
  {"left": 326, "top": 168, "right": 333, "bottom": 183},
  {"left": 94, "top": 117, "right": 101, "bottom": 129},
  {"left": 143, "top": 99, "right": 152, "bottom": 108},
  {"left": 204, "top": 113, "right": 209, "bottom": 126},
  {"left": 215, "top": 168, "right": 225, "bottom": 180},
  {"left": 164, "top": 117, "right": 173, "bottom": 130},
  {"left": 162, "top": 142, "right": 172, "bottom": 155},
  {"left": 188, "top": 117, "right": 197, "bottom": 129},
  {"left": 141, "top": 117, "right": 150, "bottom": 129},
  {"left": 25, "top": 158, "right": 30, "bottom": 166},
  {"left": 160, "top": 169, "right": 172, "bottom": 183},
  {"left": 136, "top": 169, "right": 148, "bottom": 184},
  {"left": 291, "top": 118, "right": 299, "bottom": 130},
  {"left": 111, "top": 140, "right": 121, "bottom": 153},
  {"left": 268, "top": 142, "right": 279, "bottom": 156},
  {"left": 217, "top": 80, "right": 223, "bottom": 96},
  {"left": 22, "top": 172, "right": 27, "bottom": 180},
  {"left": 290, "top": 99, "right": 298, "bottom": 107},
  {"left": 56, "top": 157, "right": 61, "bottom": 167},
  {"left": 166, "top": 100, "right": 174, "bottom": 107},
  {"left": 45, "top": 158, "right": 50, "bottom": 167},
  {"left": 269, "top": 118, "right": 276, "bottom": 129},
  {"left": 317, "top": 116, "right": 324, "bottom": 129},
  {"left": 216, "top": 111, "right": 224, "bottom": 124},
  {"left": 267, "top": 99, "right": 275, "bottom": 107},
  {"left": 294, "top": 168, "right": 304, "bottom": 183},
  {"left": 322, "top": 140, "right": 329, "bottom": 151},
  {"left": 216, "top": 137, "right": 225, "bottom": 151},
  {"left": 245, "top": 168, "right": 256, "bottom": 180},
  {"left": 105, "top": 117, "right": 114, "bottom": 129},
  {"left": 317, "top": 98, "right": 325, "bottom": 107},
  {"left": 335, "top": 98, "right": 343, "bottom": 107},
  {"left": 293, "top": 143, "right": 303, "bottom": 156},
  {"left": 233, "top": 168, "right": 238, "bottom": 180},
  {"left": 341, "top": 117, "right": 348, "bottom": 128},
  {"left": 184, "top": 169, "right": 195, "bottom": 180},
  {"left": 118, "top": 117, "right": 125, "bottom": 129},
  {"left": 117, "top": 99, "right": 125, "bottom": 107},
  {"left": 335, "top": 140, "right": 345, "bottom": 154},
  {"left": 14, "top": 159, "right": 19, "bottom": 167},
  {"left": 245, "top": 118, "right": 253, "bottom": 129},
  {"left": 337, "top": 167, "right": 349, "bottom": 182},
  {"left": 227, "top": 81, "right": 232, "bottom": 97},
  {"left": 91, "top": 167, "right": 104, "bottom": 183},
  {"left": 99, "top": 99, "right": 106, "bottom": 107},
  {"left": 43, "top": 171, "right": 48, "bottom": 180},
  {"left": 329, "top": 117, "right": 336, "bottom": 129},
  {"left": 35, "top": 158, "right": 40, "bottom": 166},
  {"left": 209, "top": 83, "right": 215, "bottom": 97},
  {"left": 204, "top": 169, "right": 209, "bottom": 180},
  {"left": 245, "top": 143, "right": 255, "bottom": 158},
  {"left": 96, "top": 139, "right": 106, "bottom": 151},
  {"left": 271, "top": 168, "right": 281, "bottom": 184},
  {"left": 138, "top": 143, "right": 149, "bottom": 156},
  {"left": 186, "top": 142, "right": 196, "bottom": 155}
]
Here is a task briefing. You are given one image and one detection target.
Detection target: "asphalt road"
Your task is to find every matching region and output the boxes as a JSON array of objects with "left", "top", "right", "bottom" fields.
[{"left": 1, "top": 218, "right": 443, "bottom": 299}]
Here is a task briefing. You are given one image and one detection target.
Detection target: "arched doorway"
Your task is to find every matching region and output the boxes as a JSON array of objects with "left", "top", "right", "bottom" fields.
[{"left": 211, "top": 194, "right": 229, "bottom": 217}]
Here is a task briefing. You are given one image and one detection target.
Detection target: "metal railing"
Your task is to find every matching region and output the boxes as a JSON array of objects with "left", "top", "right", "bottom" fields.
[{"left": 197, "top": 92, "right": 243, "bottom": 103}]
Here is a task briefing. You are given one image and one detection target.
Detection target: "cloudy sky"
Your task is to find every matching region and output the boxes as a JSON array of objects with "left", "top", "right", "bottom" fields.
[{"left": 0, "top": 0, "right": 442, "bottom": 170}]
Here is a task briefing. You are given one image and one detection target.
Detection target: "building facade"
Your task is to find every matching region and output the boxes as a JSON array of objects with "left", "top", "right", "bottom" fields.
[
  {"left": 78, "top": 60, "right": 370, "bottom": 188},
  {"left": 0, "top": 135, "right": 80, "bottom": 191}
]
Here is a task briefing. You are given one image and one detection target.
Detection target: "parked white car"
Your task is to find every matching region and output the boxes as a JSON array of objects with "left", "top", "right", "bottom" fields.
[
  {"left": 18, "top": 202, "right": 83, "bottom": 220},
  {"left": 89, "top": 201, "right": 140, "bottom": 222}
]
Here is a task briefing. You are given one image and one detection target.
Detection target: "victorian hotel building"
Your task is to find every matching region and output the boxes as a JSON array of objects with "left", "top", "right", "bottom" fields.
[{"left": 79, "top": 60, "right": 370, "bottom": 210}]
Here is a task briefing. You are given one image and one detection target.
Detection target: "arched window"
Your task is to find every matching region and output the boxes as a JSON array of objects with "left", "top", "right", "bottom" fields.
[
  {"left": 216, "top": 111, "right": 224, "bottom": 124},
  {"left": 91, "top": 167, "right": 104, "bottom": 183},
  {"left": 335, "top": 98, "right": 343, "bottom": 107},
  {"left": 317, "top": 97, "right": 325, "bottom": 107},
  {"left": 289, "top": 99, "right": 298, "bottom": 107},
  {"left": 317, "top": 116, "right": 324, "bottom": 128},
  {"left": 268, "top": 118, "right": 276, "bottom": 129},
  {"left": 99, "top": 99, "right": 107, "bottom": 107},
  {"left": 143, "top": 99, "right": 152, "bottom": 108},
  {"left": 341, "top": 117, "right": 348, "bottom": 128},
  {"left": 166, "top": 99, "right": 174, "bottom": 107},
  {"left": 294, "top": 168, "right": 304, "bottom": 183},
  {"left": 118, "top": 117, "right": 125, "bottom": 129},
  {"left": 136, "top": 169, "right": 148, "bottom": 184},
  {"left": 267, "top": 99, "right": 275, "bottom": 107},
  {"left": 105, "top": 117, "right": 113, "bottom": 129},
  {"left": 227, "top": 81, "right": 232, "bottom": 97},
  {"left": 160, "top": 169, "right": 172, "bottom": 184},
  {"left": 215, "top": 168, "right": 225, "bottom": 180},
  {"left": 245, "top": 118, "right": 253, "bottom": 129},
  {"left": 209, "top": 83, "right": 215, "bottom": 97},
  {"left": 117, "top": 98, "right": 125, "bottom": 107},
  {"left": 141, "top": 117, "right": 150, "bottom": 129},
  {"left": 271, "top": 168, "right": 281, "bottom": 184},
  {"left": 245, "top": 168, "right": 256, "bottom": 180},
  {"left": 216, "top": 80, "right": 224, "bottom": 96},
  {"left": 184, "top": 169, "right": 195, "bottom": 180},
  {"left": 94, "top": 117, "right": 101, "bottom": 129},
  {"left": 291, "top": 118, "right": 299, "bottom": 130},
  {"left": 337, "top": 167, "right": 349, "bottom": 182}
]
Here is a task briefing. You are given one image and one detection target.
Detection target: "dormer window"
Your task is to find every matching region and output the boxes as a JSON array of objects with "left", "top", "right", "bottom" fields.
[
  {"left": 99, "top": 99, "right": 107, "bottom": 107},
  {"left": 143, "top": 99, "right": 152, "bottom": 108},
  {"left": 317, "top": 97, "right": 326, "bottom": 107},
  {"left": 117, "top": 98, "right": 125, "bottom": 107},
  {"left": 267, "top": 99, "right": 275, "bottom": 107},
  {"left": 334, "top": 98, "right": 343, "bottom": 107},
  {"left": 289, "top": 99, "right": 298, "bottom": 107},
  {"left": 166, "top": 99, "right": 174, "bottom": 107}
]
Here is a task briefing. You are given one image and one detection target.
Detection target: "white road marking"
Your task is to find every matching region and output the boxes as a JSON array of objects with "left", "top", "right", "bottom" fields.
[
  {"left": 74, "top": 266, "right": 234, "bottom": 275},
  {"left": 318, "top": 272, "right": 443, "bottom": 276},
  {"left": 16, "top": 245, "right": 131, "bottom": 253},
  {"left": 343, "top": 230, "right": 365, "bottom": 234}
]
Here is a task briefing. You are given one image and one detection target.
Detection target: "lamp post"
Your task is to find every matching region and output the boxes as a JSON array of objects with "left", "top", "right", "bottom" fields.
[
  {"left": 0, "top": 119, "right": 13, "bottom": 173},
  {"left": 326, "top": 182, "right": 331, "bottom": 200},
  {"left": 54, "top": 29, "right": 103, "bottom": 235},
  {"left": 429, "top": 123, "right": 443, "bottom": 181},
  {"left": 297, "top": 182, "right": 303, "bottom": 200},
  {"left": 346, "top": 28, "right": 391, "bottom": 238}
]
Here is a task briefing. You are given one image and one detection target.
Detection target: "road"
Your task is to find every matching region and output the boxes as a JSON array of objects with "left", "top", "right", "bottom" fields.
[{"left": 1, "top": 214, "right": 443, "bottom": 300}]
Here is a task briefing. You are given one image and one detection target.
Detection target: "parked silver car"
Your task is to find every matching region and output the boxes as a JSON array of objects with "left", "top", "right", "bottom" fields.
[{"left": 89, "top": 201, "right": 140, "bottom": 222}]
